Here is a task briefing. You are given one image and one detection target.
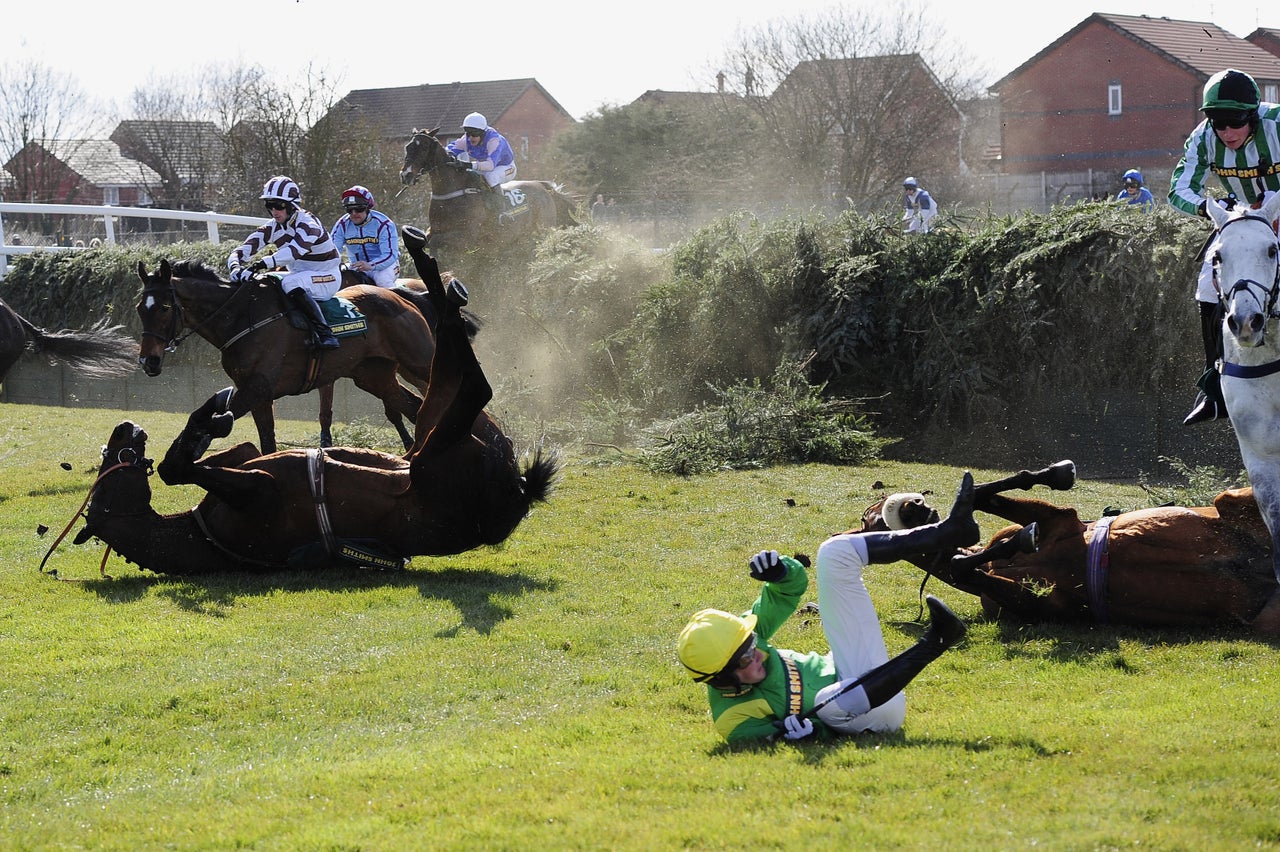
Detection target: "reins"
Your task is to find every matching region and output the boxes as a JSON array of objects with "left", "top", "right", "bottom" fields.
[
  {"left": 37, "top": 445, "right": 153, "bottom": 580},
  {"left": 143, "top": 277, "right": 275, "bottom": 355},
  {"left": 1216, "top": 212, "right": 1280, "bottom": 378}
]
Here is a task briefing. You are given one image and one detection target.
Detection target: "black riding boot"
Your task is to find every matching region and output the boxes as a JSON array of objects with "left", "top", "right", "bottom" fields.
[
  {"left": 288, "top": 288, "right": 339, "bottom": 351},
  {"left": 859, "top": 595, "right": 967, "bottom": 708},
  {"left": 1184, "top": 300, "right": 1227, "bottom": 425},
  {"left": 863, "top": 472, "right": 980, "bottom": 563}
]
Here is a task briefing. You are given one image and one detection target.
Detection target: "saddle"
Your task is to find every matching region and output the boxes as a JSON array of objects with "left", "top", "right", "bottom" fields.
[{"left": 283, "top": 295, "right": 369, "bottom": 338}]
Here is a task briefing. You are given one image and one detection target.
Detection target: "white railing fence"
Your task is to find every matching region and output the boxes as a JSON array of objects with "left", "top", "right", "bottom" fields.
[{"left": 0, "top": 203, "right": 265, "bottom": 279}]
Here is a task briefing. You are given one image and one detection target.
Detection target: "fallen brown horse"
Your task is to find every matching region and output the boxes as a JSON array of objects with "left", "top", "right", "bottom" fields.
[
  {"left": 0, "top": 297, "right": 135, "bottom": 383},
  {"left": 859, "top": 462, "right": 1280, "bottom": 638},
  {"left": 72, "top": 229, "right": 556, "bottom": 573}
]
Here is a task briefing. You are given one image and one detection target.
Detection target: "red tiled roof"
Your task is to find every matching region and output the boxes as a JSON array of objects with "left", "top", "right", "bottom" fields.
[
  {"left": 333, "top": 78, "right": 572, "bottom": 139},
  {"left": 992, "top": 13, "right": 1280, "bottom": 91}
]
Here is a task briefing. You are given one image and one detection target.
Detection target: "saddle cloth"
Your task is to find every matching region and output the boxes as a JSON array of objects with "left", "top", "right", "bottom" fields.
[
  {"left": 320, "top": 297, "right": 368, "bottom": 337},
  {"left": 286, "top": 296, "right": 368, "bottom": 338}
]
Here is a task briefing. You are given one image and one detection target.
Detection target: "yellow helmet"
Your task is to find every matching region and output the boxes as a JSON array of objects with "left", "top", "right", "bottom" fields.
[{"left": 677, "top": 609, "right": 757, "bottom": 683}]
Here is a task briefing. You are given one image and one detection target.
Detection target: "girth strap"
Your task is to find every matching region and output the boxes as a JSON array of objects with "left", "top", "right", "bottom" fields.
[
  {"left": 307, "top": 448, "right": 337, "bottom": 556},
  {"left": 1085, "top": 514, "right": 1115, "bottom": 622},
  {"left": 191, "top": 505, "right": 285, "bottom": 569}
]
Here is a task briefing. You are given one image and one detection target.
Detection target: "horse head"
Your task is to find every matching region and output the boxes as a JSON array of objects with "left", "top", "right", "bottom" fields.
[
  {"left": 858, "top": 492, "right": 939, "bottom": 533},
  {"left": 73, "top": 420, "right": 155, "bottom": 546},
  {"left": 400, "top": 127, "right": 446, "bottom": 187},
  {"left": 135, "top": 258, "right": 181, "bottom": 376},
  {"left": 1209, "top": 193, "right": 1280, "bottom": 350}
]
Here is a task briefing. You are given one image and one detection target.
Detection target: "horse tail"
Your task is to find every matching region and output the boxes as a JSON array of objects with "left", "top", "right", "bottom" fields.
[
  {"left": 22, "top": 316, "right": 136, "bottom": 378},
  {"left": 520, "top": 449, "right": 559, "bottom": 505}
]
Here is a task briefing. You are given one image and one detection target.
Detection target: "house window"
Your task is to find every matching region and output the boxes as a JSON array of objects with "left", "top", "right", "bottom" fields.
[
  {"left": 1266, "top": 84, "right": 1279, "bottom": 104},
  {"left": 1108, "top": 83, "right": 1122, "bottom": 116},
  {"left": 519, "top": 135, "right": 529, "bottom": 160},
  {"left": 103, "top": 186, "right": 120, "bottom": 205}
]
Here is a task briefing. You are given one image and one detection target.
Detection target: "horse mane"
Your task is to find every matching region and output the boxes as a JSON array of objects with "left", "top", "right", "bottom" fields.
[{"left": 170, "top": 259, "right": 226, "bottom": 282}]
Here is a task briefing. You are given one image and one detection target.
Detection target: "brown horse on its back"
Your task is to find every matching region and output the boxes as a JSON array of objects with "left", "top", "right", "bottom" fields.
[
  {"left": 135, "top": 259, "right": 446, "bottom": 454},
  {"left": 76, "top": 230, "right": 557, "bottom": 573},
  {"left": 399, "top": 127, "right": 580, "bottom": 261},
  {"left": 859, "top": 463, "right": 1280, "bottom": 638},
  {"left": 0, "top": 297, "right": 134, "bottom": 383}
]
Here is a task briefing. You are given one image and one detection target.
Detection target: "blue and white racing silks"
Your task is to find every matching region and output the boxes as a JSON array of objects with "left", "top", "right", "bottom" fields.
[
  {"left": 331, "top": 209, "right": 400, "bottom": 276},
  {"left": 445, "top": 127, "right": 516, "bottom": 174}
]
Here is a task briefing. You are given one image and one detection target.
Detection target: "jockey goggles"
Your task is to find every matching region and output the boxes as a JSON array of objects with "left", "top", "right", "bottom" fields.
[
  {"left": 264, "top": 200, "right": 289, "bottom": 211},
  {"left": 344, "top": 202, "right": 369, "bottom": 213},
  {"left": 728, "top": 634, "right": 758, "bottom": 672},
  {"left": 1209, "top": 110, "right": 1253, "bottom": 131}
]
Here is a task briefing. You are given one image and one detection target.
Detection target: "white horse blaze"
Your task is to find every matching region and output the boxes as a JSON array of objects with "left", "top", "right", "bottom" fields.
[{"left": 1209, "top": 191, "right": 1280, "bottom": 583}]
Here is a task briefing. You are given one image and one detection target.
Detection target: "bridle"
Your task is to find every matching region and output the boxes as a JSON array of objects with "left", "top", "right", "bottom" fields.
[
  {"left": 401, "top": 131, "right": 483, "bottom": 202},
  {"left": 139, "top": 277, "right": 265, "bottom": 355},
  {"left": 402, "top": 131, "right": 439, "bottom": 185},
  {"left": 1214, "top": 212, "right": 1280, "bottom": 319},
  {"left": 38, "top": 440, "right": 154, "bottom": 580},
  {"left": 138, "top": 282, "right": 188, "bottom": 353},
  {"left": 1216, "top": 212, "right": 1280, "bottom": 378}
]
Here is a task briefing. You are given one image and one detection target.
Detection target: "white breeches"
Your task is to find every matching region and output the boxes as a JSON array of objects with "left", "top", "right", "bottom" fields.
[
  {"left": 280, "top": 258, "right": 342, "bottom": 300},
  {"left": 811, "top": 533, "right": 906, "bottom": 733}
]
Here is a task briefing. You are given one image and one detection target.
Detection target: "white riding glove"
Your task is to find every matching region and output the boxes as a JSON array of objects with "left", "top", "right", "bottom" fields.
[
  {"left": 230, "top": 266, "right": 253, "bottom": 283},
  {"left": 748, "top": 549, "right": 786, "bottom": 583},
  {"left": 781, "top": 714, "right": 814, "bottom": 741}
]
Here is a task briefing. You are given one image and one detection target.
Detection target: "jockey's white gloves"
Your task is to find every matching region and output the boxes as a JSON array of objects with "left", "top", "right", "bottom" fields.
[
  {"left": 782, "top": 714, "right": 815, "bottom": 741},
  {"left": 230, "top": 266, "right": 253, "bottom": 283},
  {"left": 749, "top": 549, "right": 786, "bottom": 582}
]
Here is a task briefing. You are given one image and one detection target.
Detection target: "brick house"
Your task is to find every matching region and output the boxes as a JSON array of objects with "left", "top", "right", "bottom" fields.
[
  {"left": 3, "top": 139, "right": 160, "bottom": 206},
  {"left": 323, "top": 78, "right": 575, "bottom": 176},
  {"left": 989, "top": 12, "right": 1280, "bottom": 186},
  {"left": 110, "top": 120, "right": 225, "bottom": 210}
]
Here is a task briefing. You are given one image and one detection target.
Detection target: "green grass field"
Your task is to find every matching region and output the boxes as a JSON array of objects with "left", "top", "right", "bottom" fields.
[{"left": 1, "top": 403, "right": 1278, "bottom": 850}]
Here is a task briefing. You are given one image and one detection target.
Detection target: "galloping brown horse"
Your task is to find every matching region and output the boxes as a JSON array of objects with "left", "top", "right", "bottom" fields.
[
  {"left": 859, "top": 463, "right": 1280, "bottom": 638},
  {"left": 0, "top": 297, "right": 134, "bottom": 383},
  {"left": 135, "top": 260, "right": 453, "bottom": 454},
  {"left": 398, "top": 127, "right": 580, "bottom": 262},
  {"left": 75, "top": 230, "right": 556, "bottom": 573}
]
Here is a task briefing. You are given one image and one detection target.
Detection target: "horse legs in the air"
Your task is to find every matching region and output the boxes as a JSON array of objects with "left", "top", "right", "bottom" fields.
[{"left": 401, "top": 226, "right": 491, "bottom": 465}]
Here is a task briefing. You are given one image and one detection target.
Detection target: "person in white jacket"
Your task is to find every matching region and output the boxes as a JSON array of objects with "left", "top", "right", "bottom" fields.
[{"left": 902, "top": 177, "right": 937, "bottom": 234}]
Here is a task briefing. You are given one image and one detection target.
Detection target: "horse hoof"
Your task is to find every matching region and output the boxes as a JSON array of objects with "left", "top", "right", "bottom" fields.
[
  {"left": 1017, "top": 522, "right": 1040, "bottom": 553},
  {"left": 446, "top": 279, "right": 469, "bottom": 306},
  {"left": 403, "top": 226, "right": 428, "bottom": 249},
  {"left": 209, "top": 412, "right": 234, "bottom": 440},
  {"left": 1047, "top": 460, "right": 1076, "bottom": 490}
]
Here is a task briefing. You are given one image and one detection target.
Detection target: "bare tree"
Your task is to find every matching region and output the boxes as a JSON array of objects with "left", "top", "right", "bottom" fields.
[
  {"left": 117, "top": 73, "right": 225, "bottom": 211},
  {"left": 713, "top": 4, "right": 984, "bottom": 206},
  {"left": 203, "top": 62, "right": 361, "bottom": 218},
  {"left": 0, "top": 59, "right": 110, "bottom": 205}
]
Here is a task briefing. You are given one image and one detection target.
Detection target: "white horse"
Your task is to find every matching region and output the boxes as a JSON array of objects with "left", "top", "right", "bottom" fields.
[{"left": 1208, "top": 191, "right": 1280, "bottom": 584}]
